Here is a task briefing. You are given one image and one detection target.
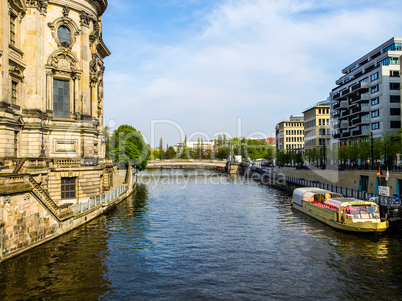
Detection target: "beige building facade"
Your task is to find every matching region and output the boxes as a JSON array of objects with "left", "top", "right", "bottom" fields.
[
  {"left": 0, "top": 1, "right": 140, "bottom": 261},
  {"left": 275, "top": 115, "right": 304, "bottom": 153},
  {"left": 1, "top": 0, "right": 109, "bottom": 160},
  {"left": 303, "top": 101, "right": 331, "bottom": 151},
  {"left": 0, "top": 0, "right": 112, "bottom": 204}
]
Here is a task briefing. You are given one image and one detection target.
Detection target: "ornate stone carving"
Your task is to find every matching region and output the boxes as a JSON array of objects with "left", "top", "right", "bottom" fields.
[
  {"left": 47, "top": 49, "right": 80, "bottom": 76},
  {"left": 26, "top": 0, "right": 48, "bottom": 15},
  {"left": 8, "top": 0, "right": 27, "bottom": 21},
  {"left": 10, "top": 65, "right": 23, "bottom": 76},
  {"left": 89, "top": 19, "right": 101, "bottom": 46},
  {"left": 89, "top": 54, "right": 104, "bottom": 84},
  {"left": 48, "top": 17, "right": 80, "bottom": 49},
  {"left": 62, "top": 5, "right": 70, "bottom": 17},
  {"left": 80, "top": 10, "right": 91, "bottom": 27}
]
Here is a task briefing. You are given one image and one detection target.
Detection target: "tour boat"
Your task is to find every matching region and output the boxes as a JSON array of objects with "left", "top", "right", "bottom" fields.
[{"left": 292, "top": 187, "right": 389, "bottom": 233}]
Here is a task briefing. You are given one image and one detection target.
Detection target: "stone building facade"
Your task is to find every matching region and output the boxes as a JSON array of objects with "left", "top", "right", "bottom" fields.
[
  {"left": 0, "top": 1, "right": 137, "bottom": 261},
  {"left": 0, "top": 0, "right": 112, "bottom": 204}
]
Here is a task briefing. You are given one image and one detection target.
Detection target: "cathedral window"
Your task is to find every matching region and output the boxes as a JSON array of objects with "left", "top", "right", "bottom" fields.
[
  {"left": 11, "top": 81, "right": 17, "bottom": 105},
  {"left": 53, "top": 79, "right": 70, "bottom": 118},
  {"left": 10, "top": 15, "right": 16, "bottom": 46}
]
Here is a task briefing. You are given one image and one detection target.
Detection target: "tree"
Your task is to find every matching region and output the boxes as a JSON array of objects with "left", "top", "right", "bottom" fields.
[
  {"left": 110, "top": 125, "right": 149, "bottom": 170},
  {"left": 216, "top": 147, "right": 228, "bottom": 160},
  {"left": 165, "top": 146, "right": 177, "bottom": 159},
  {"left": 159, "top": 138, "right": 164, "bottom": 160}
]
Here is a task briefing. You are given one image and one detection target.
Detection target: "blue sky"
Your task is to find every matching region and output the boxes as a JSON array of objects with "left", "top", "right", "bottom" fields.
[{"left": 102, "top": 0, "right": 402, "bottom": 148}]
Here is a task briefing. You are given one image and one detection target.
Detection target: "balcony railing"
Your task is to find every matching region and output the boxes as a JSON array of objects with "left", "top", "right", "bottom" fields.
[
  {"left": 341, "top": 88, "right": 350, "bottom": 96},
  {"left": 342, "top": 132, "right": 351, "bottom": 138},
  {"left": 332, "top": 93, "right": 340, "bottom": 100},
  {"left": 351, "top": 81, "right": 369, "bottom": 91},
  {"left": 340, "top": 110, "right": 350, "bottom": 118},
  {"left": 350, "top": 94, "right": 369, "bottom": 103},
  {"left": 352, "top": 128, "right": 370, "bottom": 137},
  {"left": 352, "top": 129, "right": 361, "bottom": 136},
  {"left": 352, "top": 118, "right": 361, "bottom": 125},
  {"left": 351, "top": 105, "right": 370, "bottom": 114}
]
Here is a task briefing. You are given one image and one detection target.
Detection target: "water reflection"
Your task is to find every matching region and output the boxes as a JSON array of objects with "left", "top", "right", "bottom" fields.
[{"left": 0, "top": 220, "right": 110, "bottom": 300}]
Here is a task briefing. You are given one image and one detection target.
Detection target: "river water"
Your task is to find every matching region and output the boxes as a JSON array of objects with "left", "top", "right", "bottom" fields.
[{"left": 1, "top": 169, "right": 402, "bottom": 300}]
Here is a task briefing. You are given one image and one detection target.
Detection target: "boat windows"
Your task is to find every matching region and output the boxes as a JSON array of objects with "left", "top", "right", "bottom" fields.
[{"left": 344, "top": 205, "right": 379, "bottom": 219}]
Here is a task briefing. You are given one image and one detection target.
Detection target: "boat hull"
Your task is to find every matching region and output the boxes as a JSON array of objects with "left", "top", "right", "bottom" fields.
[{"left": 292, "top": 203, "right": 388, "bottom": 233}]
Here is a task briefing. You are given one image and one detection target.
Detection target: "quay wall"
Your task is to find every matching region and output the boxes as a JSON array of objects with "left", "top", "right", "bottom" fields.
[
  {"left": 0, "top": 167, "right": 137, "bottom": 263},
  {"left": 274, "top": 167, "right": 402, "bottom": 195}
]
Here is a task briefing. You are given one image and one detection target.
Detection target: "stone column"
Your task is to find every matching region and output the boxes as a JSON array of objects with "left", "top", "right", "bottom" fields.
[{"left": 91, "top": 82, "right": 97, "bottom": 118}]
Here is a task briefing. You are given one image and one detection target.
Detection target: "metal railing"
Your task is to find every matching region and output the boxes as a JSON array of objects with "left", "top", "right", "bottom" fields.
[{"left": 72, "top": 184, "right": 126, "bottom": 214}]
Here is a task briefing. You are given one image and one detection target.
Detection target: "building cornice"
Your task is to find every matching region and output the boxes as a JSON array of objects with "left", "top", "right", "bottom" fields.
[{"left": 91, "top": 0, "right": 107, "bottom": 15}]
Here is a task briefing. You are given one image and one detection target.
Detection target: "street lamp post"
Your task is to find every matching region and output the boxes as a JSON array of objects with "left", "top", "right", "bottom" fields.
[{"left": 39, "top": 117, "right": 46, "bottom": 157}]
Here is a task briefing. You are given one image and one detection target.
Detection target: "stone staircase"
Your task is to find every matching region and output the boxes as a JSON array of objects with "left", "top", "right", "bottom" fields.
[
  {"left": 12, "top": 158, "right": 27, "bottom": 174},
  {"left": 28, "top": 177, "right": 74, "bottom": 222}
]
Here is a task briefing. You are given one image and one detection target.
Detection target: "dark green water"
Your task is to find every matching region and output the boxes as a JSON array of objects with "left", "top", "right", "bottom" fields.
[{"left": 1, "top": 169, "right": 401, "bottom": 300}]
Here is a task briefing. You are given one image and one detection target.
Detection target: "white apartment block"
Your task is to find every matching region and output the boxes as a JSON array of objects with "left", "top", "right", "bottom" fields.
[{"left": 330, "top": 37, "right": 402, "bottom": 144}]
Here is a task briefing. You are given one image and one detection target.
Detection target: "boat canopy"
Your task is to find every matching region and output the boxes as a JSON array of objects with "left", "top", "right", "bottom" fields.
[{"left": 293, "top": 187, "right": 331, "bottom": 206}]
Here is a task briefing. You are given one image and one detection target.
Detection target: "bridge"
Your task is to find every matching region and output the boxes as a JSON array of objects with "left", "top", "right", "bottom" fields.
[{"left": 146, "top": 160, "right": 227, "bottom": 170}]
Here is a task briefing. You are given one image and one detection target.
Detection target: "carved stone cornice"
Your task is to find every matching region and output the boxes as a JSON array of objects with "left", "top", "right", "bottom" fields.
[
  {"left": 89, "top": 0, "right": 108, "bottom": 15},
  {"left": 26, "top": 0, "right": 48, "bottom": 16},
  {"left": 8, "top": 0, "right": 26, "bottom": 19}
]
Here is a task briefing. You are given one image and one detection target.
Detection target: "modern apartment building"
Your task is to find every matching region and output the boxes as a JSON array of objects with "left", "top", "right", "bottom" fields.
[
  {"left": 275, "top": 115, "right": 304, "bottom": 153},
  {"left": 303, "top": 100, "right": 331, "bottom": 151},
  {"left": 330, "top": 37, "right": 402, "bottom": 144}
]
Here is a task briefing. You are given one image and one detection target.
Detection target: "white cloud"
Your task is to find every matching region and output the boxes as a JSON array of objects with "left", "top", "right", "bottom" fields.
[{"left": 103, "top": 0, "right": 402, "bottom": 145}]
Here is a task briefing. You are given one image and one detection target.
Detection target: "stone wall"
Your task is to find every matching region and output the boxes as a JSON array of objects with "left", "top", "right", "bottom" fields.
[{"left": 0, "top": 165, "right": 136, "bottom": 262}]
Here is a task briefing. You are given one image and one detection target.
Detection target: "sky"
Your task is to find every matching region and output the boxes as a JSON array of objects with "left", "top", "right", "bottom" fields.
[{"left": 102, "top": 0, "right": 402, "bottom": 148}]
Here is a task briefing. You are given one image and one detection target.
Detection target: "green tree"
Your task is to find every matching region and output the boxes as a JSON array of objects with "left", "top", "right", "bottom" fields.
[
  {"left": 357, "top": 140, "right": 370, "bottom": 163},
  {"left": 216, "top": 147, "right": 228, "bottom": 160},
  {"left": 110, "top": 125, "right": 149, "bottom": 170},
  {"left": 165, "top": 146, "right": 176, "bottom": 159},
  {"left": 159, "top": 138, "right": 164, "bottom": 160}
]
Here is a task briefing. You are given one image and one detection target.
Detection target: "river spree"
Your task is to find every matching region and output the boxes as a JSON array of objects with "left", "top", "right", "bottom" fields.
[{"left": 1, "top": 169, "right": 402, "bottom": 300}]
